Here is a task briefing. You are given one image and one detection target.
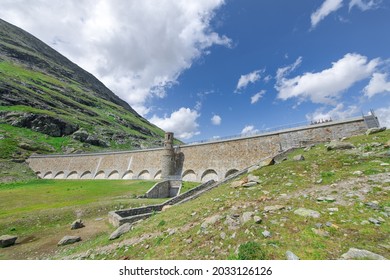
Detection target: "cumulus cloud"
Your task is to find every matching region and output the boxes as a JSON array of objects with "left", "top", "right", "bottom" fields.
[
  {"left": 211, "top": 114, "right": 222, "bottom": 125},
  {"left": 251, "top": 90, "right": 266, "bottom": 104},
  {"left": 235, "top": 70, "right": 262, "bottom": 92},
  {"left": 363, "top": 73, "right": 390, "bottom": 98},
  {"left": 349, "top": 0, "right": 381, "bottom": 11},
  {"left": 276, "top": 53, "right": 380, "bottom": 105},
  {"left": 241, "top": 125, "right": 259, "bottom": 135},
  {"left": 0, "top": 0, "right": 231, "bottom": 116},
  {"left": 305, "top": 103, "right": 359, "bottom": 122},
  {"left": 149, "top": 108, "right": 200, "bottom": 140},
  {"left": 311, "top": 0, "right": 343, "bottom": 28},
  {"left": 276, "top": 57, "right": 302, "bottom": 81},
  {"left": 375, "top": 106, "right": 390, "bottom": 127}
]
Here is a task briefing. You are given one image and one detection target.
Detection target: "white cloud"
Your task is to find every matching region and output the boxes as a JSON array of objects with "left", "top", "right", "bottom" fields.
[
  {"left": 149, "top": 108, "right": 200, "bottom": 140},
  {"left": 276, "top": 53, "right": 380, "bottom": 105},
  {"left": 349, "top": 0, "right": 381, "bottom": 11},
  {"left": 0, "top": 0, "right": 231, "bottom": 116},
  {"left": 276, "top": 57, "right": 302, "bottom": 82},
  {"left": 241, "top": 125, "right": 259, "bottom": 135},
  {"left": 235, "top": 70, "right": 262, "bottom": 92},
  {"left": 211, "top": 114, "right": 222, "bottom": 125},
  {"left": 311, "top": 0, "right": 344, "bottom": 28},
  {"left": 305, "top": 103, "right": 359, "bottom": 122},
  {"left": 364, "top": 73, "right": 390, "bottom": 98},
  {"left": 375, "top": 106, "right": 390, "bottom": 127},
  {"left": 251, "top": 90, "right": 266, "bottom": 104}
]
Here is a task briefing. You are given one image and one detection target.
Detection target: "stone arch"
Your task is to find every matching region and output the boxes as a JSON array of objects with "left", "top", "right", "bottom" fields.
[
  {"left": 154, "top": 170, "right": 162, "bottom": 180},
  {"left": 36, "top": 172, "right": 42, "bottom": 179},
  {"left": 94, "top": 170, "right": 105, "bottom": 179},
  {"left": 108, "top": 170, "right": 120, "bottom": 179},
  {"left": 201, "top": 169, "right": 218, "bottom": 183},
  {"left": 54, "top": 171, "right": 65, "bottom": 179},
  {"left": 122, "top": 170, "right": 134, "bottom": 179},
  {"left": 225, "top": 169, "right": 239, "bottom": 178},
  {"left": 80, "top": 171, "right": 92, "bottom": 179},
  {"left": 182, "top": 170, "right": 197, "bottom": 182},
  {"left": 138, "top": 170, "right": 150, "bottom": 180},
  {"left": 67, "top": 171, "right": 78, "bottom": 179},
  {"left": 43, "top": 171, "right": 52, "bottom": 179}
]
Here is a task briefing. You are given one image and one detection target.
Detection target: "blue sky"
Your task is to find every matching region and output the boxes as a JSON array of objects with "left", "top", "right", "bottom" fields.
[{"left": 1, "top": 0, "right": 389, "bottom": 142}]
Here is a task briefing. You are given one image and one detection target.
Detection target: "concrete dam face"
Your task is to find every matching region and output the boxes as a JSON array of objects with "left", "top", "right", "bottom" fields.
[{"left": 27, "top": 116, "right": 376, "bottom": 182}]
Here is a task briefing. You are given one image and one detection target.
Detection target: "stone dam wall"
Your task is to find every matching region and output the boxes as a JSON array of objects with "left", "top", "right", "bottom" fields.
[{"left": 27, "top": 116, "right": 370, "bottom": 182}]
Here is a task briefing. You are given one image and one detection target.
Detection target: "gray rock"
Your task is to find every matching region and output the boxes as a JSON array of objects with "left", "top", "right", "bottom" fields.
[
  {"left": 220, "top": 232, "right": 226, "bottom": 240},
  {"left": 317, "top": 196, "right": 336, "bottom": 202},
  {"left": 353, "top": 171, "right": 363, "bottom": 176},
  {"left": 241, "top": 212, "right": 254, "bottom": 224},
  {"left": 366, "top": 127, "right": 386, "bottom": 135},
  {"left": 58, "top": 236, "right": 81, "bottom": 246},
  {"left": 201, "top": 214, "right": 222, "bottom": 230},
  {"left": 312, "top": 228, "right": 329, "bottom": 237},
  {"left": 294, "top": 208, "right": 321, "bottom": 218},
  {"left": 247, "top": 174, "right": 261, "bottom": 183},
  {"left": 224, "top": 215, "right": 241, "bottom": 230},
  {"left": 253, "top": 216, "right": 262, "bottom": 224},
  {"left": 286, "top": 251, "right": 300, "bottom": 260},
  {"left": 365, "top": 201, "right": 380, "bottom": 210},
  {"left": 247, "top": 166, "right": 259, "bottom": 173},
  {"left": 262, "top": 230, "right": 271, "bottom": 238},
  {"left": 264, "top": 205, "right": 285, "bottom": 212},
  {"left": 242, "top": 182, "right": 257, "bottom": 188},
  {"left": 71, "top": 219, "right": 85, "bottom": 230},
  {"left": 109, "top": 223, "right": 132, "bottom": 240},
  {"left": 341, "top": 248, "right": 387, "bottom": 260},
  {"left": 327, "top": 208, "right": 339, "bottom": 212},
  {"left": 0, "top": 235, "right": 18, "bottom": 248},
  {"left": 72, "top": 129, "right": 89, "bottom": 142},
  {"left": 327, "top": 141, "right": 355, "bottom": 151},
  {"left": 293, "top": 154, "right": 305, "bottom": 161},
  {"left": 368, "top": 218, "right": 381, "bottom": 225}
]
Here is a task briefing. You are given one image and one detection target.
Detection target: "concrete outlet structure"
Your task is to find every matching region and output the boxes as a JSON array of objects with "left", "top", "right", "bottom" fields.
[{"left": 27, "top": 114, "right": 380, "bottom": 183}]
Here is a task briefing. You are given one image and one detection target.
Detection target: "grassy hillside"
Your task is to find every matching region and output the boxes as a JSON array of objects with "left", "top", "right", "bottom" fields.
[
  {"left": 0, "top": 130, "right": 388, "bottom": 260},
  {"left": 0, "top": 18, "right": 174, "bottom": 182}
]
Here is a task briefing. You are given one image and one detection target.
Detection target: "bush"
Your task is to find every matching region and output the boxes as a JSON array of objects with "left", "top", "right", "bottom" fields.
[{"left": 237, "top": 241, "right": 266, "bottom": 260}]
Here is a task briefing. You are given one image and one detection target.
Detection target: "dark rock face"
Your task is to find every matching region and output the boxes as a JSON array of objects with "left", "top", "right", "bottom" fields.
[
  {"left": 0, "top": 235, "right": 18, "bottom": 248},
  {"left": 9, "top": 113, "right": 78, "bottom": 137}
]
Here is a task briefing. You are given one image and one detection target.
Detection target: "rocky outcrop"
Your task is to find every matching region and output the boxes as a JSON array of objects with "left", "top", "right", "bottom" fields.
[
  {"left": 341, "top": 248, "right": 387, "bottom": 260},
  {"left": 0, "top": 235, "right": 18, "bottom": 248}
]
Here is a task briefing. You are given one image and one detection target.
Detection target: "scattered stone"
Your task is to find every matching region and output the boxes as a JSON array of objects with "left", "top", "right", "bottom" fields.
[
  {"left": 58, "top": 236, "right": 81, "bottom": 246},
  {"left": 241, "top": 212, "right": 254, "bottom": 224},
  {"left": 95, "top": 217, "right": 103, "bottom": 221},
  {"left": 242, "top": 182, "right": 257, "bottom": 188},
  {"left": 377, "top": 217, "right": 386, "bottom": 223},
  {"left": 220, "top": 232, "right": 226, "bottom": 240},
  {"left": 341, "top": 248, "right": 387, "bottom": 260},
  {"left": 247, "top": 174, "right": 261, "bottom": 183},
  {"left": 253, "top": 216, "right": 262, "bottom": 224},
  {"left": 224, "top": 215, "right": 241, "bottom": 230},
  {"left": 0, "top": 235, "right": 18, "bottom": 248},
  {"left": 230, "top": 181, "right": 242, "bottom": 188},
  {"left": 294, "top": 208, "right": 321, "bottom": 218},
  {"left": 304, "top": 145, "right": 315, "bottom": 152},
  {"left": 327, "top": 208, "right": 339, "bottom": 212},
  {"left": 380, "top": 163, "right": 389, "bottom": 166},
  {"left": 325, "top": 222, "right": 333, "bottom": 227},
  {"left": 168, "top": 229, "right": 176, "bottom": 236},
  {"left": 185, "top": 238, "right": 193, "bottom": 244},
  {"left": 285, "top": 182, "right": 293, "bottom": 187},
  {"left": 315, "top": 179, "right": 323, "bottom": 184},
  {"left": 259, "top": 158, "right": 275, "bottom": 168},
  {"left": 109, "top": 223, "right": 132, "bottom": 240},
  {"left": 201, "top": 214, "right": 222, "bottom": 230},
  {"left": 317, "top": 196, "right": 336, "bottom": 202},
  {"left": 365, "top": 201, "right": 380, "bottom": 210},
  {"left": 262, "top": 230, "right": 271, "bottom": 238},
  {"left": 312, "top": 228, "right": 329, "bottom": 237},
  {"left": 264, "top": 205, "right": 285, "bottom": 212},
  {"left": 327, "top": 141, "right": 355, "bottom": 151},
  {"left": 368, "top": 218, "right": 381, "bottom": 225},
  {"left": 353, "top": 171, "right": 363, "bottom": 176},
  {"left": 162, "top": 205, "right": 173, "bottom": 212},
  {"left": 384, "top": 140, "right": 390, "bottom": 148},
  {"left": 286, "top": 251, "right": 300, "bottom": 260},
  {"left": 366, "top": 127, "right": 386, "bottom": 135},
  {"left": 315, "top": 223, "right": 323, "bottom": 229},
  {"left": 293, "top": 154, "right": 305, "bottom": 161},
  {"left": 360, "top": 220, "right": 370, "bottom": 225},
  {"left": 71, "top": 219, "right": 85, "bottom": 230}
]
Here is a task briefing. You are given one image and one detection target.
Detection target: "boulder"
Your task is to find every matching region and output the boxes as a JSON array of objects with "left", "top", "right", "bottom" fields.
[
  {"left": 0, "top": 235, "right": 18, "bottom": 248},
  {"left": 317, "top": 197, "right": 336, "bottom": 202},
  {"left": 201, "top": 214, "right": 222, "bottom": 230},
  {"left": 264, "top": 205, "right": 285, "bottom": 212},
  {"left": 57, "top": 236, "right": 81, "bottom": 246},
  {"left": 240, "top": 212, "right": 254, "bottom": 224},
  {"left": 286, "top": 251, "right": 300, "bottom": 260},
  {"left": 253, "top": 216, "right": 262, "bottom": 224},
  {"left": 293, "top": 154, "right": 305, "bottom": 161},
  {"left": 247, "top": 174, "right": 261, "bottom": 183},
  {"left": 247, "top": 165, "right": 259, "bottom": 173},
  {"left": 259, "top": 158, "right": 275, "bottom": 168},
  {"left": 242, "top": 182, "right": 257, "bottom": 188},
  {"left": 366, "top": 127, "right": 386, "bottom": 135},
  {"left": 341, "top": 248, "right": 387, "bottom": 260},
  {"left": 72, "top": 129, "right": 89, "bottom": 142},
  {"left": 294, "top": 208, "right": 321, "bottom": 218},
  {"left": 71, "top": 219, "right": 85, "bottom": 230},
  {"left": 262, "top": 230, "right": 271, "bottom": 238},
  {"left": 109, "top": 223, "right": 133, "bottom": 240},
  {"left": 327, "top": 141, "right": 355, "bottom": 151},
  {"left": 85, "top": 135, "right": 110, "bottom": 147}
]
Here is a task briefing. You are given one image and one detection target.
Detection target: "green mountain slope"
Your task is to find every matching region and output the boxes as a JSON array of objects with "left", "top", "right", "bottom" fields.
[{"left": 0, "top": 18, "right": 168, "bottom": 180}]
